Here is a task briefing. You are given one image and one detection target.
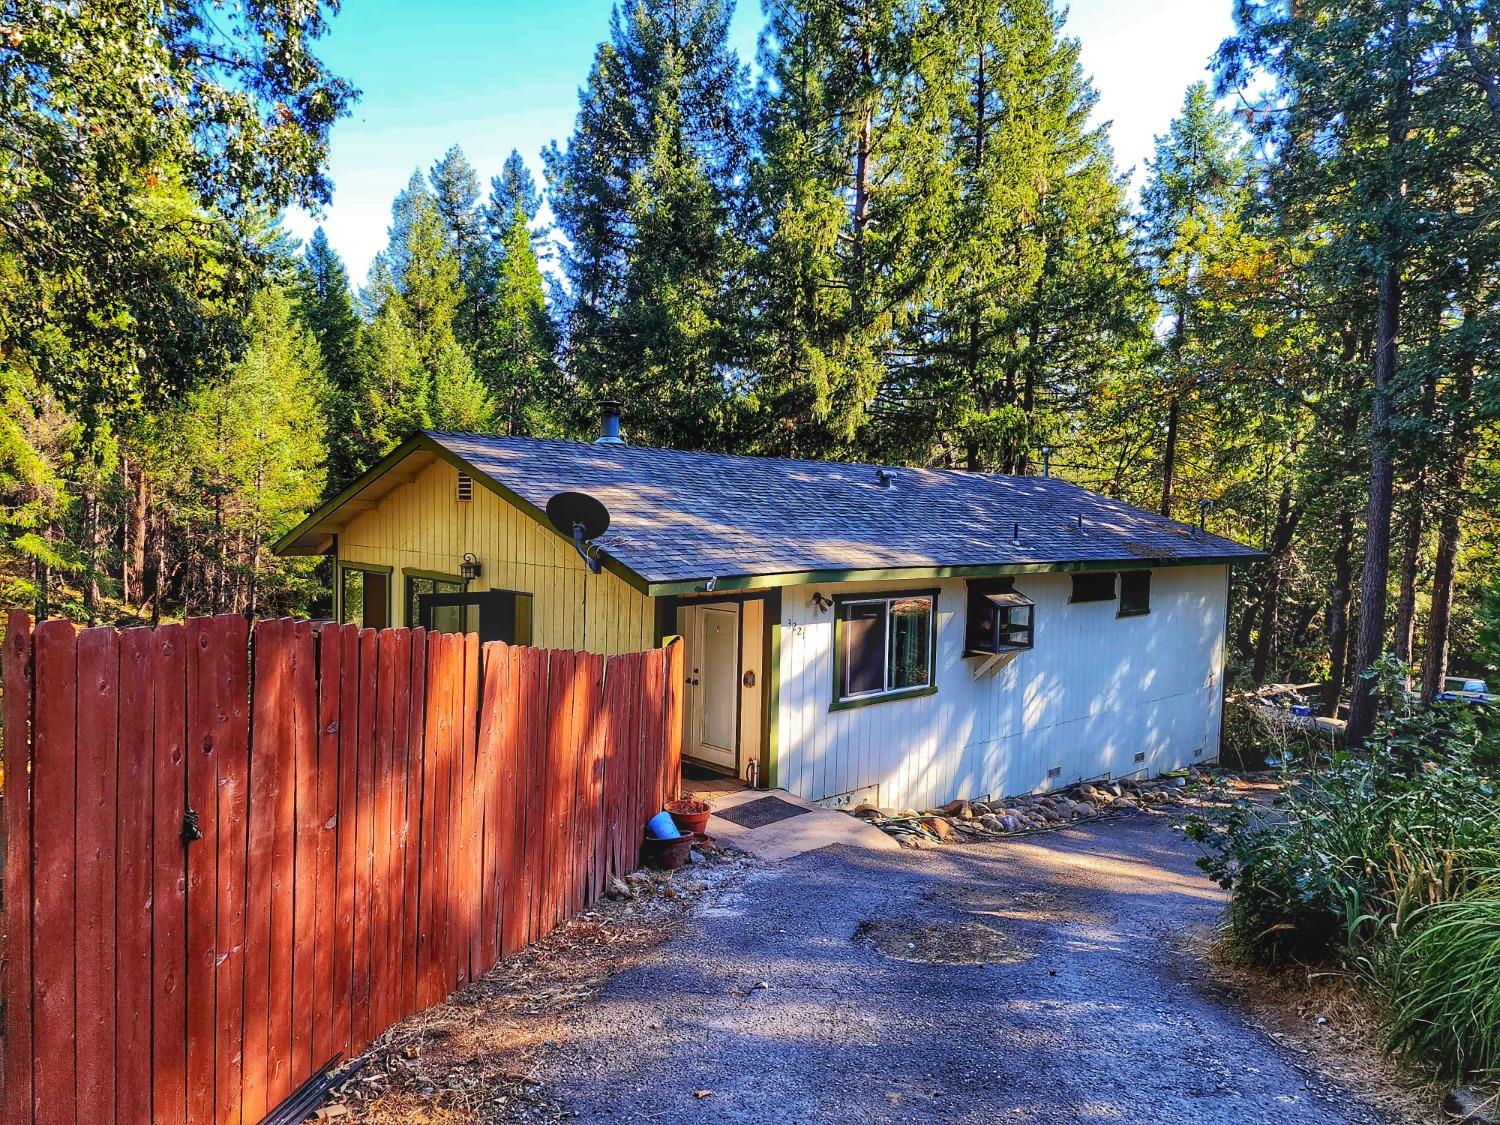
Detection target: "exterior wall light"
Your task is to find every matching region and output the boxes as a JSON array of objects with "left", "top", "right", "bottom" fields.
[{"left": 460, "top": 553, "right": 482, "bottom": 583}]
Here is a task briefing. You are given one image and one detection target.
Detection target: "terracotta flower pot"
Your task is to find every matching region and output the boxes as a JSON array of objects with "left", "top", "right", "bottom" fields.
[
  {"left": 641, "top": 830, "right": 695, "bottom": 871},
  {"left": 666, "top": 797, "right": 712, "bottom": 837}
]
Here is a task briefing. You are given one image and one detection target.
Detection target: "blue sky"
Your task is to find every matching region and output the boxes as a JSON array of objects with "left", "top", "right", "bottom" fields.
[{"left": 285, "top": 0, "right": 1236, "bottom": 284}]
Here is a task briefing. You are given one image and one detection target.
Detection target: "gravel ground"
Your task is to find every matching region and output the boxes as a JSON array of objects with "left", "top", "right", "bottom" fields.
[{"left": 542, "top": 813, "right": 1398, "bottom": 1125}]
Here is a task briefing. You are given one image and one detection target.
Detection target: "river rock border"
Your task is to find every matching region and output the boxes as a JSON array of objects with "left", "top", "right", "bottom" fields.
[{"left": 848, "top": 773, "right": 1209, "bottom": 848}]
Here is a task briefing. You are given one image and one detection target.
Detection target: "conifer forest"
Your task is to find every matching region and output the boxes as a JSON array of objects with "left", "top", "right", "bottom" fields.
[{"left": 3, "top": 0, "right": 1499, "bottom": 733}]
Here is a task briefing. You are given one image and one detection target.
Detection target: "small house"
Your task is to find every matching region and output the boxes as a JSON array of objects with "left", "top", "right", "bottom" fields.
[{"left": 276, "top": 408, "right": 1261, "bottom": 812}]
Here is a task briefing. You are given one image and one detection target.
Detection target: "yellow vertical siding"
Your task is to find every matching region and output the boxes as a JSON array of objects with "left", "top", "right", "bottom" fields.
[{"left": 336, "top": 457, "right": 656, "bottom": 655}]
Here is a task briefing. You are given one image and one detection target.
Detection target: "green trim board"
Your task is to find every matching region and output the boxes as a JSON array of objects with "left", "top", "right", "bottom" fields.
[
  {"left": 402, "top": 569, "right": 463, "bottom": 627},
  {"left": 829, "top": 587, "right": 940, "bottom": 713},
  {"left": 402, "top": 568, "right": 463, "bottom": 583},
  {"left": 761, "top": 587, "right": 781, "bottom": 789},
  {"left": 336, "top": 561, "right": 393, "bottom": 628},
  {"left": 643, "top": 555, "right": 1250, "bottom": 598}
]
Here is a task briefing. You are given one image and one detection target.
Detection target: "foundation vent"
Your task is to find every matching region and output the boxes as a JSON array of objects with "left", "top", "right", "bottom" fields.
[
  {"left": 1133, "top": 751, "right": 1146, "bottom": 764},
  {"left": 1047, "top": 766, "right": 1061, "bottom": 780}
]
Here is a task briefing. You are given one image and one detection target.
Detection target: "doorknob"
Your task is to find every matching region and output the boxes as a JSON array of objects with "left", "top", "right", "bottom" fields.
[{"left": 742, "top": 670, "right": 756, "bottom": 687}]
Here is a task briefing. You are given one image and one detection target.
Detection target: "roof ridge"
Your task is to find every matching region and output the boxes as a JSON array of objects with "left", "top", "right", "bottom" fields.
[{"left": 426, "top": 429, "right": 1078, "bottom": 486}]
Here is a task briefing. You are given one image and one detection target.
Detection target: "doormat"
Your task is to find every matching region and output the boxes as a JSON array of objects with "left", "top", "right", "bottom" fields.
[
  {"left": 714, "top": 795, "right": 811, "bottom": 830},
  {"left": 682, "top": 761, "right": 726, "bottom": 782}
]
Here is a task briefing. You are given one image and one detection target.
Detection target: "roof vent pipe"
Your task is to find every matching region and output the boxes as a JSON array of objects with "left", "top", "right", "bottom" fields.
[
  {"left": 876, "top": 467, "right": 894, "bottom": 489},
  {"left": 1042, "top": 446, "right": 1052, "bottom": 478},
  {"left": 595, "top": 400, "right": 624, "bottom": 444}
]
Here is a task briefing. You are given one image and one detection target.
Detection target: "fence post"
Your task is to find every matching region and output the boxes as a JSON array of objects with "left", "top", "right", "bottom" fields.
[
  {"left": 664, "top": 637, "right": 684, "bottom": 803},
  {"left": 2, "top": 611, "right": 33, "bottom": 1125}
]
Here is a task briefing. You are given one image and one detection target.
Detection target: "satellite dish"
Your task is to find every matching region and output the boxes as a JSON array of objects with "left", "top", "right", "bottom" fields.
[{"left": 546, "top": 491, "right": 611, "bottom": 574}]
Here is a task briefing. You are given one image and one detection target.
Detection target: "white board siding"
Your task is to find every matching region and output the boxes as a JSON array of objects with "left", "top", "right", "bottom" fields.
[{"left": 774, "top": 566, "right": 1228, "bottom": 811}]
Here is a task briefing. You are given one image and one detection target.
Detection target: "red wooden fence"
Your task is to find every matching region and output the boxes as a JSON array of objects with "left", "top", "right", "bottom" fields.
[{"left": 0, "top": 611, "right": 683, "bottom": 1125}]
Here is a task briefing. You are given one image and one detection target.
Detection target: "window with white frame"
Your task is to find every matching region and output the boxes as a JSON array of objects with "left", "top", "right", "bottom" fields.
[{"left": 833, "top": 591, "right": 937, "bottom": 707}]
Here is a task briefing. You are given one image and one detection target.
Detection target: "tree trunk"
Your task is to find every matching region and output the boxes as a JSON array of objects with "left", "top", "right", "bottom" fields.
[
  {"left": 1346, "top": 265, "right": 1401, "bottom": 746},
  {"left": 1419, "top": 349, "right": 1476, "bottom": 702},
  {"left": 1392, "top": 495, "right": 1423, "bottom": 664},
  {"left": 1347, "top": 7, "right": 1411, "bottom": 747},
  {"left": 850, "top": 40, "right": 873, "bottom": 327},
  {"left": 1420, "top": 508, "right": 1461, "bottom": 703},
  {"left": 1161, "top": 307, "right": 1186, "bottom": 518},
  {"left": 119, "top": 455, "right": 132, "bottom": 604},
  {"left": 1251, "top": 554, "right": 1281, "bottom": 684},
  {"left": 34, "top": 553, "right": 49, "bottom": 621},
  {"left": 127, "top": 462, "right": 148, "bottom": 607},
  {"left": 1251, "top": 482, "right": 1301, "bottom": 683},
  {"left": 1326, "top": 510, "right": 1354, "bottom": 716},
  {"left": 81, "top": 488, "right": 101, "bottom": 625}
]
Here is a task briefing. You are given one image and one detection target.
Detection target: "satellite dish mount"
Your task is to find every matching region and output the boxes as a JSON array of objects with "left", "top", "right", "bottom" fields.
[{"left": 546, "top": 491, "right": 611, "bottom": 575}]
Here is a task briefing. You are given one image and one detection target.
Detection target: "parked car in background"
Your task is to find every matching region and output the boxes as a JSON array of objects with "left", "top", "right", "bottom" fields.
[{"left": 1435, "top": 677, "right": 1493, "bottom": 707}]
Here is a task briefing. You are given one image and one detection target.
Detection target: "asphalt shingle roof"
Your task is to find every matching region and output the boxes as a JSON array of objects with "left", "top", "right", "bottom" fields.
[{"left": 427, "top": 432, "right": 1260, "bottom": 588}]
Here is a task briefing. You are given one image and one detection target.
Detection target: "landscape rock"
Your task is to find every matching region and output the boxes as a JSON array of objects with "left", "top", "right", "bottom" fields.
[
  {"left": 921, "top": 817, "right": 956, "bottom": 841},
  {"left": 851, "top": 765, "right": 1230, "bottom": 846}
]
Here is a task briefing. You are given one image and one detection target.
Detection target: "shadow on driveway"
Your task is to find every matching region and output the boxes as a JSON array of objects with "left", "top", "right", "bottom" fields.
[{"left": 544, "top": 814, "right": 1395, "bottom": 1124}]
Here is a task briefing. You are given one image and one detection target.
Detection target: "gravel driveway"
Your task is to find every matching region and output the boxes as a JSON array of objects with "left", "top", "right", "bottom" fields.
[{"left": 542, "top": 813, "right": 1396, "bottom": 1124}]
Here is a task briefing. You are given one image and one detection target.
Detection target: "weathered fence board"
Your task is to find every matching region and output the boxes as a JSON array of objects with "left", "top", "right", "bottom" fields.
[
  {"left": 2, "top": 614, "right": 31, "bottom": 1125},
  {"left": 0, "top": 615, "right": 681, "bottom": 1125},
  {"left": 151, "top": 624, "right": 189, "bottom": 1125},
  {"left": 31, "top": 620, "right": 77, "bottom": 1125},
  {"left": 116, "top": 628, "right": 154, "bottom": 1125}
]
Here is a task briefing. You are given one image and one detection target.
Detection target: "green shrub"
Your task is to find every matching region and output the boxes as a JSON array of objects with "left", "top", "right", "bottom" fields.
[
  {"left": 1388, "top": 876, "right": 1500, "bottom": 1083},
  {"left": 1190, "top": 657, "right": 1497, "bottom": 958},
  {"left": 1189, "top": 656, "right": 1500, "bottom": 1079}
]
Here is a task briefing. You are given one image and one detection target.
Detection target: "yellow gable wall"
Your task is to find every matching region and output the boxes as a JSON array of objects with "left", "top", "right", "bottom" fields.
[{"left": 336, "top": 457, "right": 657, "bottom": 655}]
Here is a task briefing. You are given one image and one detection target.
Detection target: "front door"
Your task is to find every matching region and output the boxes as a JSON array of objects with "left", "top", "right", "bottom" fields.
[{"left": 684, "top": 603, "right": 739, "bottom": 771}]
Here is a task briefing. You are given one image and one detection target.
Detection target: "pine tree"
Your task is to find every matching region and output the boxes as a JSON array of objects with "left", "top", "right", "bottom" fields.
[
  {"left": 745, "top": 0, "right": 959, "bottom": 457},
  {"left": 481, "top": 201, "right": 562, "bottom": 435},
  {"left": 869, "top": 0, "right": 1149, "bottom": 473},
  {"left": 429, "top": 145, "right": 489, "bottom": 347},
  {"left": 170, "top": 285, "right": 328, "bottom": 614},
  {"left": 485, "top": 149, "right": 544, "bottom": 237},
  {"left": 356, "top": 301, "right": 431, "bottom": 450},
  {"left": 1138, "top": 82, "right": 1249, "bottom": 516},
  {"left": 430, "top": 341, "right": 496, "bottom": 431},
  {"left": 544, "top": 0, "right": 750, "bottom": 446},
  {"left": 297, "top": 228, "right": 365, "bottom": 489},
  {"left": 1222, "top": 0, "right": 1436, "bottom": 741},
  {"left": 391, "top": 179, "right": 466, "bottom": 367},
  {"left": 361, "top": 164, "right": 497, "bottom": 444}
]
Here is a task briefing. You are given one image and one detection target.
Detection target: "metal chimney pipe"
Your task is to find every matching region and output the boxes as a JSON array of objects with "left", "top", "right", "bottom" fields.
[{"left": 595, "top": 400, "right": 624, "bottom": 444}]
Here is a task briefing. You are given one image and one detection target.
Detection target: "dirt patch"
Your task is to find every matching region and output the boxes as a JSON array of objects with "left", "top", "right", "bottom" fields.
[
  {"left": 853, "top": 916, "right": 1033, "bottom": 966},
  {"left": 1182, "top": 932, "right": 1446, "bottom": 1125},
  {"left": 329, "top": 846, "right": 753, "bottom": 1123},
  {"left": 944, "top": 886, "right": 1111, "bottom": 927}
]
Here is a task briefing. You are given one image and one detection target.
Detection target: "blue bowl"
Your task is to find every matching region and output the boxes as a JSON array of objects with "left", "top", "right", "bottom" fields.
[{"left": 646, "top": 811, "right": 681, "bottom": 840}]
